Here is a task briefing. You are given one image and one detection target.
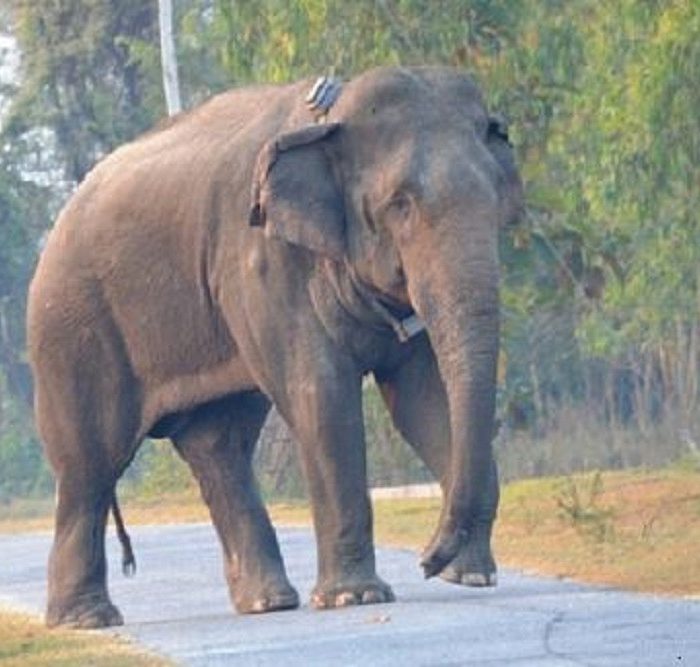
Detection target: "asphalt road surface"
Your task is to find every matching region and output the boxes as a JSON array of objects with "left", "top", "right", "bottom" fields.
[{"left": 1, "top": 524, "right": 698, "bottom": 666}]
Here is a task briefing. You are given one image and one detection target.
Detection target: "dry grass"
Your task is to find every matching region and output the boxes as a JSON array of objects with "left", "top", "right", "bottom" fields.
[
  {"left": 0, "top": 498, "right": 55, "bottom": 534},
  {"left": 372, "top": 467, "right": 700, "bottom": 597},
  {"left": 495, "top": 467, "right": 700, "bottom": 596},
  {"left": 0, "top": 609, "right": 171, "bottom": 667}
]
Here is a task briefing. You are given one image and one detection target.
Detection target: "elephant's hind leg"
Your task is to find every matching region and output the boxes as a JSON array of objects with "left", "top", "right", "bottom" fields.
[
  {"left": 46, "top": 473, "right": 124, "bottom": 628},
  {"left": 172, "top": 393, "right": 299, "bottom": 614},
  {"left": 376, "top": 339, "right": 498, "bottom": 587},
  {"left": 39, "top": 402, "right": 130, "bottom": 627},
  {"left": 35, "top": 346, "right": 139, "bottom": 628}
]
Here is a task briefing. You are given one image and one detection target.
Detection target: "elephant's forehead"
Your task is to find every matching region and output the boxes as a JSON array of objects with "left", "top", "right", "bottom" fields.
[{"left": 337, "top": 66, "right": 488, "bottom": 131}]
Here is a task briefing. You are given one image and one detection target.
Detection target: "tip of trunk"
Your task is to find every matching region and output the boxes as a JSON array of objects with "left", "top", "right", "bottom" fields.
[{"left": 419, "top": 526, "right": 467, "bottom": 578}]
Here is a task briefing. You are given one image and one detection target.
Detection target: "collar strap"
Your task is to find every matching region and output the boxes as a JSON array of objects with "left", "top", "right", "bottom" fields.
[
  {"left": 347, "top": 267, "right": 426, "bottom": 343},
  {"left": 394, "top": 312, "right": 426, "bottom": 342},
  {"left": 362, "top": 290, "right": 425, "bottom": 343}
]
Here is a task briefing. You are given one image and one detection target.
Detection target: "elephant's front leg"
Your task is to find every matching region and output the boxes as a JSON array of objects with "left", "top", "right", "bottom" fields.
[
  {"left": 377, "top": 338, "right": 499, "bottom": 587},
  {"left": 279, "top": 360, "right": 394, "bottom": 609},
  {"left": 172, "top": 394, "right": 299, "bottom": 614}
]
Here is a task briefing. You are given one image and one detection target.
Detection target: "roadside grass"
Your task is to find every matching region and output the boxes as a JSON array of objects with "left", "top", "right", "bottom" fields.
[
  {"left": 495, "top": 465, "right": 700, "bottom": 596},
  {"left": 369, "top": 465, "right": 700, "bottom": 597},
  {"left": 0, "top": 497, "right": 55, "bottom": 534},
  {"left": 0, "top": 490, "right": 311, "bottom": 534},
  {"left": 0, "top": 609, "right": 171, "bottom": 667}
]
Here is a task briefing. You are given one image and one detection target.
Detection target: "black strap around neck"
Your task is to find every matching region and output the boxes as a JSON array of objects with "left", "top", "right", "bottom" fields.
[{"left": 339, "top": 264, "right": 425, "bottom": 343}]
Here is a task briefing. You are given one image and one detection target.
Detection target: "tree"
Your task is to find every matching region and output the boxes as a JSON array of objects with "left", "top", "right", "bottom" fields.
[
  {"left": 552, "top": 0, "right": 700, "bottom": 429},
  {"left": 6, "top": 0, "right": 160, "bottom": 184},
  {"left": 0, "top": 1, "right": 163, "bottom": 500}
]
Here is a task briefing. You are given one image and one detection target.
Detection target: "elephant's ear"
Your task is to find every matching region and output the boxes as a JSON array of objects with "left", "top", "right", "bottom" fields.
[
  {"left": 250, "top": 123, "right": 345, "bottom": 260},
  {"left": 486, "top": 114, "right": 524, "bottom": 227}
]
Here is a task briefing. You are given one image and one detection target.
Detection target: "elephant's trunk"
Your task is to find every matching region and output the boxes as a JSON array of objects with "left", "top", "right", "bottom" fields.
[{"left": 409, "top": 254, "right": 500, "bottom": 578}]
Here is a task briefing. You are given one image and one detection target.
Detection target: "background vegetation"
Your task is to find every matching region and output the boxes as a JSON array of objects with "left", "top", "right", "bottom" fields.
[{"left": 0, "top": 0, "right": 698, "bottom": 504}]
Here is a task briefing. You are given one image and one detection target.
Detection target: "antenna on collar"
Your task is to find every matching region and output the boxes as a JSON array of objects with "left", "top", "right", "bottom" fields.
[{"left": 306, "top": 76, "right": 342, "bottom": 123}]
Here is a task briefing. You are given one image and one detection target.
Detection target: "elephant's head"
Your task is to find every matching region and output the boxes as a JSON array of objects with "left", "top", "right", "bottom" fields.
[{"left": 251, "top": 66, "right": 523, "bottom": 577}]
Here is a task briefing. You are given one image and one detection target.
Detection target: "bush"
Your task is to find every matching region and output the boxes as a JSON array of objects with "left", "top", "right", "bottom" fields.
[
  {"left": 0, "top": 427, "right": 52, "bottom": 503},
  {"left": 122, "top": 439, "right": 194, "bottom": 499}
]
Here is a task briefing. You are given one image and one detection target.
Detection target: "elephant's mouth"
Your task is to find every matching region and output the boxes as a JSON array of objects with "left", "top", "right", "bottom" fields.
[{"left": 323, "top": 260, "right": 426, "bottom": 343}]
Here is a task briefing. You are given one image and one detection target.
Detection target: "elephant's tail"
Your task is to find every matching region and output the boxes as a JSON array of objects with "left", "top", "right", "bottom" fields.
[{"left": 111, "top": 493, "right": 136, "bottom": 577}]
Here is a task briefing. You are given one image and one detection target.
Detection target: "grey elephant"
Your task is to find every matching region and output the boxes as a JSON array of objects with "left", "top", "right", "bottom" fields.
[{"left": 27, "top": 65, "right": 523, "bottom": 628}]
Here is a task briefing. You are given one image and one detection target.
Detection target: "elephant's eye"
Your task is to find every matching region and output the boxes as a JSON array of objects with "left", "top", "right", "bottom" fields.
[{"left": 384, "top": 192, "right": 413, "bottom": 223}]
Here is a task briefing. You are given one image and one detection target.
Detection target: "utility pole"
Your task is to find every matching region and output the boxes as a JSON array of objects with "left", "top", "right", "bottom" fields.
[{"left": 158, "top": 0, "right": 181, "bottom": 115}]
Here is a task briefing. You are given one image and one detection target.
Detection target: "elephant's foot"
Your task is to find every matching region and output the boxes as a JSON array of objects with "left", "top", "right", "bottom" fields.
[
  {"left": 311, "top": 576, "right": 395, "bottom": 609},
  {"left": 46, "top": 592, "right": 123, "bottom": 628},
  {"left": 233, "top": 578, "right": 300, "bottom": 614},
  {"left": 439, "top": 524, "right": 497, "bottom": 588},
  {"left": 440, "top": 561, "right": 497, "bottom": 587}
]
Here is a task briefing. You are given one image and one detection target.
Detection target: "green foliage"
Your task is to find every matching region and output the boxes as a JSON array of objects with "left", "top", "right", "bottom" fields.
[
  {"left": 554, "top": 0, "right": 700, "bottom": 356},
  {"left": 363, "top": 380, "right": 431, "bottom": 487},
  {"left": 7, "top": 0, "right": 160, "bottom": 182},
  {"left": 175, "top": 0, "right": 523, "bottom": 91},
  {"left": 671, "top": 451, "right": 700, "bottom": 474},
  {"left": 0, "top": 386, "right": 51, "bottom": 502},
  {"left": 122, "top": 440, "right": 193, "bottom": 499},
  {"left": 0, "top": 429, "right": 50, "bottom": 502},
  {"left": 0, "top": 146, "right": 51, "bottom": 490}
]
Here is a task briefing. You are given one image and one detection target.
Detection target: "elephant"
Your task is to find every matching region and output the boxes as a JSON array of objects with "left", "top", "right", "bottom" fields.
[{"left": 27, "top": 65, "right": 523, "bottom": 628}]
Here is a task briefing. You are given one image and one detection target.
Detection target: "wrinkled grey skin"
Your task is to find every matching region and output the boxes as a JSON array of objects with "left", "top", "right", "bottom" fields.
[{"left": 27, "top": 66, "right": 523, "bottom": 628}]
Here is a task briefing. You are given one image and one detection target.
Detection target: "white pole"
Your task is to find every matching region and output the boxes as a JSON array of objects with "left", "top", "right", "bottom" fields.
[{"left": 158, "top": 0, "right": 182, "bottom": 115}]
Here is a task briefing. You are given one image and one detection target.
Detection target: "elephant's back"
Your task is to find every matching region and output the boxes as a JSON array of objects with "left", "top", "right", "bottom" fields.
[
  {"left": 57, "top": 80, "right": 311, "bottom": 236},
  {"left": 34, "top": 79, "right": 314, "bottom": 294},
  {"left": 28, "top": 80, "right": 313, "bottom": 396}
]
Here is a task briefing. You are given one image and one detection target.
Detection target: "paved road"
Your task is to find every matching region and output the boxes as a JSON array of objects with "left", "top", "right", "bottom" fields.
[{"left": 1, "top": 524, "right": 698, "bottom": 666}]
